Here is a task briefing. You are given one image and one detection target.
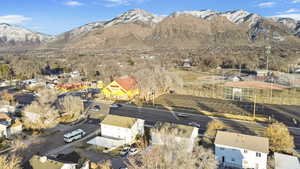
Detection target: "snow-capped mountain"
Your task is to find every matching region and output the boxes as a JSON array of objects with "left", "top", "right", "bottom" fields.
[
  {"left": 52, "top": 9, "right": 300, "bottom": 43},
  {"left": 171, "top": 10, "right": 262, "bottom": 26},
  {"left": 171, "top": 10, "right": 219, "bottom": 20},
  {"left": 221, "top": 10, "right": 262, "bottom": 25},
  {"left": 0, "top": 23, "right": 54, "bottom": 45},
  {"left": 271, "top": 17, "right": 300, "bottom": 37},
  {"left": 64, "top": 21, "right": 105, "bottom": 38},
  {"left": 2, "top": 8, "right": 300, "bottom": 51},
  {"left": 56, "top": 21, "right": 105, "bottom": 42},
  {"left": 104, "top": 9, "right": 165, "bottom": 27}
]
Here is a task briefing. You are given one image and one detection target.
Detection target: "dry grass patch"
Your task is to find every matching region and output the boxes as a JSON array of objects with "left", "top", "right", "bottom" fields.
[{"left": 58, "top": 115, "right": 79, "bottom": 123}]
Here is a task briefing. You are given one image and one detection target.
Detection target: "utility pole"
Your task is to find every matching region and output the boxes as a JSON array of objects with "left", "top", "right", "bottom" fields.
[
  {"left": 266, "top": 46, "right": 272, "bottom": 104},
  {"left": 270, "top": 83, "right": 273, "bottom": 104},
  {"left": 265, "top": 46, "right": 271, "bottom": 73},
  {"left": 253, "top": 92, "right": 257, "bottom": 119},
  {"left": 239, "top": 63, "right": 242, "bottom": 77},
  {"left": 293, "top": 75, "right": 297, "bottom": 105},
  {"left": 152, "top": 90, "right": 155, "bottom": 107}
]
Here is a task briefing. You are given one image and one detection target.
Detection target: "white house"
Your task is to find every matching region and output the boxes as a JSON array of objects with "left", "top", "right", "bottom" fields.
[
  {"left": 255, "top": 70, "right": 270, "bottom": 77},
  {"left": 88, "top": 115, "right": 144, "bottom": 149},
  {"left": 226, "top": 75, "right": 243, "bottom": 82},
  {"left": 274, "top": 153, "right": 300, "bottom": 169},
  {"left": 150, "top": 123, "right": 199, "bottom": 152},
  {"left": 0, "top": 105, "right": 15, "bottom": 114},
  {"left": 215, "top": 131, "right": 269, "bottom": 169},
  {"left": 69, "top": 71, "right": 80, "bottom": 78},
  {"left": 0, "top": 113, "right": 22, "bottom": 138}
]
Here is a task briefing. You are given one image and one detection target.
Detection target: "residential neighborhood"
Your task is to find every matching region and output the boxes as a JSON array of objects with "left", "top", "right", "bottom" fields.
[
  {"left": 0, "top": 69, "right": 299, "bottom": 169},
  {"left": 1, "top": 1, "right": 300, "bottom": 169}
]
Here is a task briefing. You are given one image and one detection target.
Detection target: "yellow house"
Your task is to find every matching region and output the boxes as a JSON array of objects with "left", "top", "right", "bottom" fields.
[{"left": 102, "top": 77, "right": 139, "bottom": 100}]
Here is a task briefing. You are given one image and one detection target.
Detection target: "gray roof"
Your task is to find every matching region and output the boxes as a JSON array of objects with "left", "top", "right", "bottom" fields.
[
  {"left": 215, "top": 131, "right": 269, "bottom": 153},
  {"left": 101, "top": 115, "right": 138, "bottom": 129},
  {"left": 275, "top": 153, "right": 300, "bottom": 169}
]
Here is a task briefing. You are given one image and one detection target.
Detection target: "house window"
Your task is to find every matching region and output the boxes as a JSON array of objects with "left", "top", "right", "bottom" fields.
[
  {"left": 244, "top": 150, "right": 248, "bottom": 153},
  {"left": 256, "top": 152, "right": 261, "bottom": 157}
]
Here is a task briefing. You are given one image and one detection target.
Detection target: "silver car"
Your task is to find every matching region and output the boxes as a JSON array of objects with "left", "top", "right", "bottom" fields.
[{"left": 188, "top": 122, "right": 201, "bottom": 128}]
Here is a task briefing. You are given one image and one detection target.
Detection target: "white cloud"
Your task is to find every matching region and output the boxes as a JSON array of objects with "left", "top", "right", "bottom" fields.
[
  {"left": 292, "top": 0, "right": 300, "bottom": 3},
  {"left": 65, "top": 1, "right": 83, "bottom": 6},
  {"left": 257, "top": 1, "right": 276, "bottom": 7},
  {"left": 104, "top": 0, "right": 145, "bottom": 7},
  {"left": 273, "top": 14, "right": 300, "bottom": 20},
  {"left": 0, "top": 15, "right": 31, "bottom": 24},
  {"left": 285, "top": 8, "right": 299, "bottom": 13}
]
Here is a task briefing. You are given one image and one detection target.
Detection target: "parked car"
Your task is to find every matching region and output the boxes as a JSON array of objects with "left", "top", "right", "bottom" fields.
[
  {"left": 120, "top": 148, "right": 129, "bottom": 156},
  {"left": 292, "top": 118, "right": 298, "bottom": 126},
  {"left": 123, "top": 144, "right": 131, "bottom": 149},
  {"left": 110, "top": 104, "right": 122, "bottom": 108},
  {"left": 177, "top": 113, "right": 190, "bottom": 118},
  {"left": 188, "top": 122, "right": 201, "bottom": 128},
  {"left": 16, "top": 104, "right": 25, "bottom": 109},
  {"left": 91, "top": 105, "right": 101, "bottom": 111},
  {"left": 128, "top": 147, "right": 138, "bottom": 156}
]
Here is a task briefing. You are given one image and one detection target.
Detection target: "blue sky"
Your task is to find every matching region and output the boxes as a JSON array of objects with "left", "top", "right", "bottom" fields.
[{"left": 0, "top": 0, "right": 299, "bottom": 35}]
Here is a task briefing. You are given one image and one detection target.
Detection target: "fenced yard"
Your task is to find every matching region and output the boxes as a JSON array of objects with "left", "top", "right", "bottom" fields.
[{"left": 173, "top": 70, "right": 300, "bottom": 105}]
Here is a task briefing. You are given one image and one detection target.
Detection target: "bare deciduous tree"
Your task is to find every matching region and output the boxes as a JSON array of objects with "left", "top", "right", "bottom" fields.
[
  {"left": 267, "top": 155, "right": 275, "bottom": 169},
  {"left": 98, "top": 160, "right": 113, "bottom": 169},
  {"left": 128, "top": 124, "right": 218, "bottom": 169},
  {"left": 0, "top": 155, "right": 21, "bottom": 169},
  {"left": 11, "top": 139, "right": 28, "bottom": 155},
  {"left": 133, "top": 66, "right": 183, "bottom": 101},
  {"left": 22, "top": 88, "right": 59, "bottom": 130},
  {"left": 265, "top": 122, "right": 295, "bottom": 153},
  {"left": 37, "top": 88, "right": 59, "bottom": 105},
  {"left": 1, "top": 90, "right": 14, "bottom": 104},
  {"left": 59, "top": 95, "right": 84, "bottom": 120},
  {"left": 0, "top": 99, "right": 10, "bottom": 106},
  {"left": 204, "top": 120, "right": 227, "bottom": 144},
  {"left": 90, "top": 160, "right": 113, "bottom": 169}
]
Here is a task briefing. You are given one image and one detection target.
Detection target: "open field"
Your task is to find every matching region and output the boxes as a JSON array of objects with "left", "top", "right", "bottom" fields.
[{"left": 170, "top": 69, "right": 300, "bottom": 105}]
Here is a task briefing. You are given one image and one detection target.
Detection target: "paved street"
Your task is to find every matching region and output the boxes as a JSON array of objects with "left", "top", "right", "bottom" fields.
[
  {"left": 108, "top": 103, "right": 300, "bottom": 150},
  {"left": 21, "top": 122, "right": 99, "bottom": 164},
  {"left": 158, "top": 95, "right": 300, "bottom": 127}
]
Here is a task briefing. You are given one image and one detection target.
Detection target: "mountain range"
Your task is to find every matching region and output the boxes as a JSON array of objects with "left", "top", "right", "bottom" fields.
[{"left": 0, "top": 9, "right": 300, "bottom": 51}]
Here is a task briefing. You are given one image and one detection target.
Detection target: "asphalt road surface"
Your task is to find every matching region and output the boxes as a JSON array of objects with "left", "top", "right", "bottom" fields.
[
  {"left": 21, "top": 122, "right": 99, "bottom": 165},
  {"left": 108, "top": 103, "right": 300, "bottom": 150},
  {"left": 160, "top": 95, "right": 300, "bottom": 127}
]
